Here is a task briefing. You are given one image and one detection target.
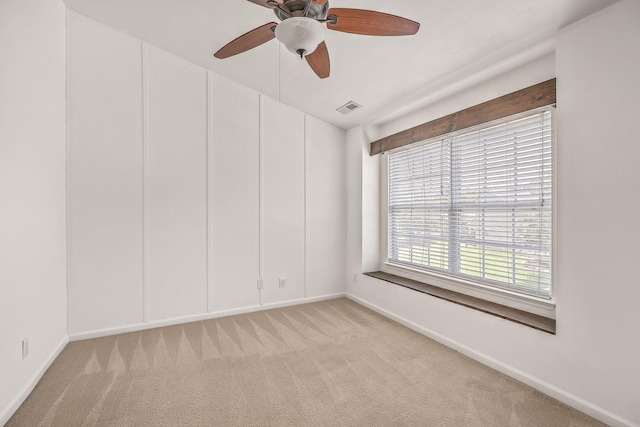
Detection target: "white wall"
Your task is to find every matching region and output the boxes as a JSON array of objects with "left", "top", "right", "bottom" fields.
[
  {"left": 260, "top": 97, "right": 306, "bottom": 304},
  {"left": 305, "top": 116, "right": 347, "bottom": 297},
  {"left": 145, "top": 46, "right": 208, "bottom": 321},
  {"left": 67, "top": 12, "right": 347, "bottom": 338},
  {"left": 209, "top": 74, "right": 261, "bottom": 312},
  {"left": 555, "top": 0, "right": 640, "bottom": 422},
  {"left": 67, "top": 12, "right": 144, "bottom": 333},
  {"left": 346, "top": 1, "right": 640, "bottom": 426},
  {"left": 0, "top": 0, "right": 68, "bottom": 423}
]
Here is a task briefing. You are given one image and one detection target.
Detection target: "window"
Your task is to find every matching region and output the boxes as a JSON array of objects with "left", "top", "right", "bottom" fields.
[{"left": 387, "top": 109, "right": 552, "bottom": 299}]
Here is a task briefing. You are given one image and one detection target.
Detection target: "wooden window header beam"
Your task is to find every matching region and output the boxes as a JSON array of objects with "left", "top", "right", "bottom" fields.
[{"left": 369, "top": 78, "right": 556, "bottom": 156}]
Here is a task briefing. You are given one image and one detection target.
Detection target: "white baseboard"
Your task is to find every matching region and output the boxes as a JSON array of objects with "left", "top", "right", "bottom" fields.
[
  {"left": 0, "top": 336, "right": 69, "bottom": 426},
  {"left": 69, "top": 292, "right": 346, "bottom": 341},
  {"left": 346, "top": 293, "right": 636, "bottom": 427}
]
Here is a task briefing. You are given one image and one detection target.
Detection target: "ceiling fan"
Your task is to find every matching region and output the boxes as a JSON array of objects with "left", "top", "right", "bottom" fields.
[{"left": 214, "top": 0, "right": 420, "bottom": 79}]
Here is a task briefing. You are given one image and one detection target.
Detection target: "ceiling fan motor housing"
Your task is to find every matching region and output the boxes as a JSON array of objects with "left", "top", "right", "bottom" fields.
[{"left": 273, "top": 0, "right": 329, "bottom": 21}]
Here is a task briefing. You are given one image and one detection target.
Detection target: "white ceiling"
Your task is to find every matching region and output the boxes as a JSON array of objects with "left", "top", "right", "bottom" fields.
[{"left": 64, "top": 0, "right": 617, "bottom": 129}]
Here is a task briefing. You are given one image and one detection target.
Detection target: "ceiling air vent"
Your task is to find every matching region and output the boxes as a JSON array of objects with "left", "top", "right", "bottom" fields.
[{"left": 336, "top": 101, "right": 362, "bottom": 115}]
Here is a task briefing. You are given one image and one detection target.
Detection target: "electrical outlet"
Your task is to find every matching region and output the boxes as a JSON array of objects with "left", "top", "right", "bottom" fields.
[
  {"left": 22, "top": 338, "right": 29, "bottom": 359},
  {"left": 279, "top": 277, "right": 286, "bottom": 288}
]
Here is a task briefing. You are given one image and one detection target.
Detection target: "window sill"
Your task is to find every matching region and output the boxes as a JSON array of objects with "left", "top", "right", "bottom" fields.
[
  {"left": 364, "top": 271, "right": 556, "bottom": 335},
  {"left": 382, "top": 262, "right": 556, "bottom": 314}
]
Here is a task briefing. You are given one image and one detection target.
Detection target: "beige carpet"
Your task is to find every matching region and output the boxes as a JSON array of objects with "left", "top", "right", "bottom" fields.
[{"left": 8, "top": 298, "right": 603, "bottom": 426}]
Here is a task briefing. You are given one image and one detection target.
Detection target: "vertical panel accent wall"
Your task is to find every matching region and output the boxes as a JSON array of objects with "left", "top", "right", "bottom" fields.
[
  {"left": 305, "top": 116, "right": 347, "bottom": 297},
  {"left": 68, "top": 13, "right": 144, "bottom": 333},
  {"left": 67, "top": 13, "right": 346, "bottom": 336},
  {"left": 260, "top": 96, "right": 306, "bottom": 304},
  {"left": 209, "top": 74, "right": 260, "bottom": 311},
  {"left": 145, "top": 47, "right": 208, "bottom": 320}
]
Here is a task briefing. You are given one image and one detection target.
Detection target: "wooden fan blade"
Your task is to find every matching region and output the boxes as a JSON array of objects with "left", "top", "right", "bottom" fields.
[
  {"left": 247, "top": 0, "right": 282, "bottom": 8},
  {"left": 214, "top": 22, "right": 277, "bottom": 59},
  {"left": 315, "top": 0, "right": 328, "bottom": 5},
  {"left": 327, "top": 8, "right": 420, "bottom": 36},
  {"left": 306, "top": 41, "right": 330, "bottom": 79}
]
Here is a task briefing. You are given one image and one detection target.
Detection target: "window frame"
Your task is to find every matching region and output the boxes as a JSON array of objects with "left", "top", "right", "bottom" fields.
[{"left": 379, "top": 106, "right": 557, "bottom": 318}]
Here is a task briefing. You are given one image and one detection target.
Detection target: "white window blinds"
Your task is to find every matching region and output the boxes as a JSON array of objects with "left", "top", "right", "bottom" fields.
[{"left": 388, "top": 110, "right": 552, "bottom": 298}]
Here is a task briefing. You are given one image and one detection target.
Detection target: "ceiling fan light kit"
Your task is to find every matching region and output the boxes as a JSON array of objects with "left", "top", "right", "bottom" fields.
[
  {"left": 215, "top": 0, "right": 420, "bottom": 79},
  {"left": 275, "top": 17, "right": 326, "bottom": 58}
]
